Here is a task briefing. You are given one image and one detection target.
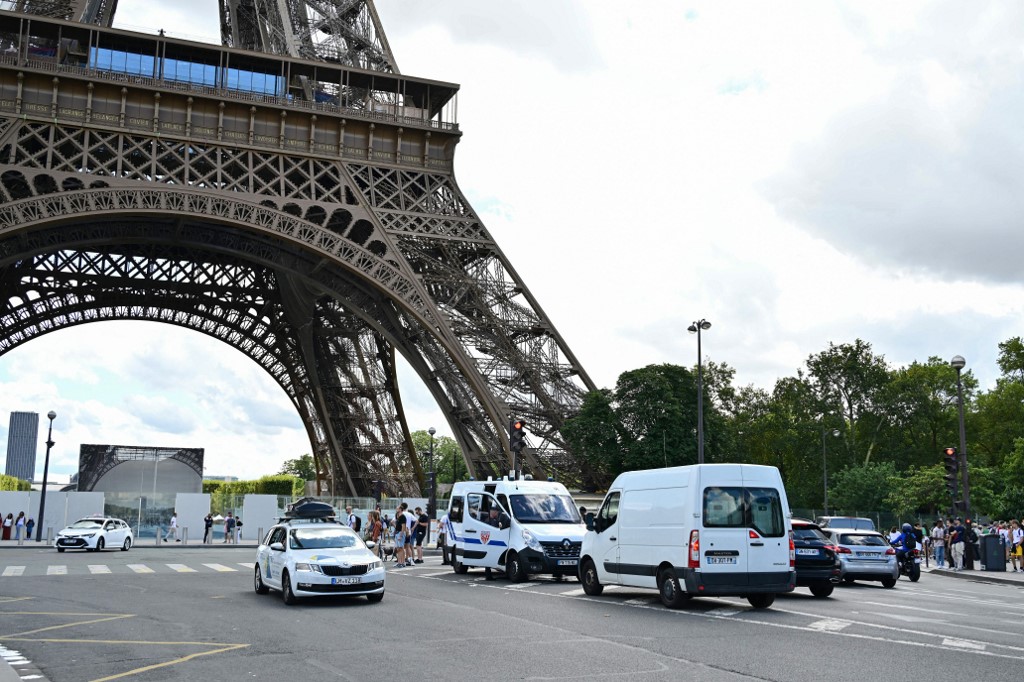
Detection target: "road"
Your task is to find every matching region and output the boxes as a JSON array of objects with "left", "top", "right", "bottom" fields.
[{"left": 1, "top": 545, "right": 1021, "bottom": 681}]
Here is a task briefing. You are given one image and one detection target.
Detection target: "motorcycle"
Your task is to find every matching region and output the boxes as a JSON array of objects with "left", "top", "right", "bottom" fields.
[{"left": 894, "top": 545, "right": 922, "bottom": 582}]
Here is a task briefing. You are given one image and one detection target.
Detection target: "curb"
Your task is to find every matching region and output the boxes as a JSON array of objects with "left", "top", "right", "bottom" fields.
[{"left": 924, "top": 567, "right": 1024, "bottom": 586}]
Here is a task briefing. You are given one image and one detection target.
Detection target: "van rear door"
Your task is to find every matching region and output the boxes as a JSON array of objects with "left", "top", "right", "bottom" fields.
[
  {"left": 744, "top": 487, "right": 788, "bottom": 575},
  {"left": 700, "top": 485, "right": 749, "bottom": 578}
]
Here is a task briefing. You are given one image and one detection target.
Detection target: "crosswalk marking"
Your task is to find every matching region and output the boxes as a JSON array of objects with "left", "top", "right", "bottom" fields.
[
  {"left": 202, "top": 563, "right": 236, "bottom": 572},
  {"left": 127, "top": 564, "right": 154, "bottom": 574},
  {"left": 166, "top": 564, "right": 196, "bottom": 573},
  {"left": 807, "top": 618, "right": 850, "bottom": 632},
  {"left": 2, "top": 566, "right": 25, "bottom": 577},
  {"left": 88, "top": 565, "right": 111, "bottom": 574},
  {"left": 237, "top": 563, "right": 252, "bottom": 569},
  {"left": 46, "top": 565, "right": 66, "bottom": 575}
]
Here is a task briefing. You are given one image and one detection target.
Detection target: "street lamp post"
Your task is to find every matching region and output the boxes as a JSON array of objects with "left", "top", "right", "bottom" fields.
[
  {"left": 951, "top": 355, "right": 972, "bottom": 519},
  {"left": 821, "top": 427, "right": 840, "bottom": 515},
  {"left": 427, "top": 426, "right": 436, "bottom": 544},
  {"left": 687, "top": 319, "right": 712, "bottom": 464},
  {"left": 35, "top": 410, "right": 56, "bottom": 543}
]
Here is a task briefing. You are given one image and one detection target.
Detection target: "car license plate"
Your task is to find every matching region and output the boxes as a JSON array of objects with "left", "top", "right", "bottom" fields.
[
  {"left": 859, "top": 552, "right": 880, "bottom": 557},
  {"left": 707, "top": 557, "right": 737, "bottom": 565},
  {"left": 557, "top": 559, "right": 577, "bottom": 566},
  {"left": 331, "top": 577, "right": 361, "bottom": 585},
  {"left": 796, "top": 549, "right": 819, "bottom": 556}
]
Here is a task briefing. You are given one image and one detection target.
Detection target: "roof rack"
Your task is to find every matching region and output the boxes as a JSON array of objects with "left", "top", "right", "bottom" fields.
[{"left": 283, "top": 497, "right": 337, "bottom": 520}]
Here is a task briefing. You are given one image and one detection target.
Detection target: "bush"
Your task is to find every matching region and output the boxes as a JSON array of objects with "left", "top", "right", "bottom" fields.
[{"left": 0, "top": 475, "right": 30, "bottom": 491}]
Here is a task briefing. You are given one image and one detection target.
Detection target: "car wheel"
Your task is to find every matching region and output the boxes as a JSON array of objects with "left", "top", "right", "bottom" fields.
[
  {"left": 254, "top": 565, "right": 270, "bottom": 594},
  {"left": 580, "top": 559, "right": 603, "bottom": 596},
  {"left": 506, "top": 552, "right": 528, "bottom": 583},
  {"left": 96, "top": 537, "right": 105, "bottom": 552},
  {"left": 56, "top": 547, "right": 65, "bottom": 553},
  {"left": 281, "top": 570, "right": 297, "bottom": 605},
  {"left": 809, "top": 583, "right": 834, "bottom": 598},
  {"left": 452, "top": 556, "right": 468, "bottom": 575},
  {"left": 747, "top": 593, "right": 776, "bottom": 609},
  {"left": 121, "top": 537, "right": 132, "bottom": 551},
  {"left": 366, "top": 592, "right": 384, "bottom": 603},
  {"left": 881, "top": 578, "right": 897, "bottom": 589},
  {"left": 657, "top": 566, "right": 689, "bottom": 609}
]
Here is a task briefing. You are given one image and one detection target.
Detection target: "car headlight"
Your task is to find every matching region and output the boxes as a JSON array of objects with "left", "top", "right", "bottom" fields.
[
  {"left": 81, "top": 533, "right": 96, "bottom": 538},
  {"left": 367, "top": 560, "right": 382, "bottom": 571},
  {"left": 522, "top": 529, "right": 542, "bottom": 552},
  {"left": 294, "top": 563, "right": 323, "bottom": 573}
]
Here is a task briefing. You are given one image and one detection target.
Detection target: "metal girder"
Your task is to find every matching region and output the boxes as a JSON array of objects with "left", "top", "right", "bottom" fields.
[{"left": 0, "top": 0, "right": 116, "bottom": 25}]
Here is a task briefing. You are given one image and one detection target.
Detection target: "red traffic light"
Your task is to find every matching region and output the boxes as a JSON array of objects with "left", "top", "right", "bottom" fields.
[
  {"left": 944, "top": 447, "right": 957, "bottom": 457},
  {"left": 512, "top": 420, "right": 525, "bottom": 431}
]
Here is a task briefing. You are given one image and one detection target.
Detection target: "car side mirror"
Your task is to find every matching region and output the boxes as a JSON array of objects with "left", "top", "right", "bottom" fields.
[
  {"left": 269, "top": 542, "right": 285, "bottom": 552},
  {"left": 365, "top": 540, "right": 376, "bottom": 549},
  {"left": 584, "top": 512, "right": 596, "bottom": 532}
]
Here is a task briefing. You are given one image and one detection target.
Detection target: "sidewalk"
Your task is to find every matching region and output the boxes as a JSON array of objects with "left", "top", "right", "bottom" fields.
[{"left": 922, "top": 562, "right": 1024, "bottom": 586}]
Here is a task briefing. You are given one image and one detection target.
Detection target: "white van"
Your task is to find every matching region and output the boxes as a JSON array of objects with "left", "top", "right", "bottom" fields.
[
  {"left": 446, "top": 477, "right": 585, "bottom": 581},
  {"left": 579, "top": 464, "right": 794, "bottom": 609}
]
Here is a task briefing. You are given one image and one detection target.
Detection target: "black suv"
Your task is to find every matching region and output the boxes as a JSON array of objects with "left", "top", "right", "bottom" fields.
[{"left": 792, "top": 519, "right": 841, "bottom": 598}]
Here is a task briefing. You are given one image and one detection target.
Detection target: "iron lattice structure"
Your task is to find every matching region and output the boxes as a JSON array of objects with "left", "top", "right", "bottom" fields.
[
  {"left": 77, "top": 444, "right": 204, "bottom": 492},
  {"left": 0, "top": 2, "right": 597, "bottom": 497}
]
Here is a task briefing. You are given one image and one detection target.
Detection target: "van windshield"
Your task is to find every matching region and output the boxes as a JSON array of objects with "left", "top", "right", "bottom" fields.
[{"left": 509, "top": 494, "right": 581, "bottom": 524}]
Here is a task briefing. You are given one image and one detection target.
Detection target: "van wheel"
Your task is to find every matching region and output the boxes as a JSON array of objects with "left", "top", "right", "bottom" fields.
[
  {"left": 809, "top": 583, "right": 833, "bottom": 598},
  {"left": 657, "top": 567, "right": 689, "bottom": 609},
  {"left": 506, "top": 552, "right": 528, "bottom": 583},
  {"left": 452, "top": 557, "right": 468, "bottom": 575},
  {"left": 747, "top": 593, "right": 775, "bottom": 609},
  {"left": 880, "top": 578, "right": 897, "bottom": 588},
  {"left": 580, "top": 559, "right": 603, "bottom": 596}
]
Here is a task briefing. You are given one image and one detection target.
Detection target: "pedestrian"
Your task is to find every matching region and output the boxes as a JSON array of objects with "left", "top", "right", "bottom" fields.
[
  {"left": 2, "top": 513, "right": 12, "bottom": 540},
  {"left": 887, "top": 526, "right": 900, "bottom": 543},
  {"left": 164, "top": 511, "right": 179, "bottom": 542},
  {"left": 930, "top": 519, "right": 946, "bottom": 568},
  {"left": 402, "top": 503, "right": 416, "bottom": 567},
  {"left": 235, "top": 517, "right": 243, "bottom": 543},
  {"left": 346, "top": 506, "right": 357, "bottom": 529},
  {"left": 366, "top": 510, "right": 383, "bottom": 556},
  {"left": 14, "top": 511, "right": 25, "bottom": 541},
  {"left": 950, "top": 518, "right": 966, "bottom": 571},
  {"left": 203, "top": 513, "right": 213, "bottom": 543},
  {"left": 438, "top": 511, "right": 450, "bottom": 565},
  {"left": 224, "top": 512, "right": 235, "bottom": 544},
  {"left": 1011, "top": 520, "right": 1023, "bottom": 573},
  {"left": 392, "top": 505, "right": 407, "bottom": 567},
  {"left": 25, "top": 517, "right": 34, "bottom": 539},
  {"left": 413, "top": 506, "right": 428, "bottom": 563}
]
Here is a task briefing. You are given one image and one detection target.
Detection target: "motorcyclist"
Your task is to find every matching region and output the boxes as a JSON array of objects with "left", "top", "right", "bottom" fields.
[{"left": 891, "top": 522, "right": 919, "bottom": 563}]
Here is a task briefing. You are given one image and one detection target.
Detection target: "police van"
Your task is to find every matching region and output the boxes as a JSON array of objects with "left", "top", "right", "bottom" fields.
[
  {"left": 579, "top": 464, "right": 795, "bottom": 609},
  {"left": 446, "top": 477, "right": 585, "bottom": 581}
]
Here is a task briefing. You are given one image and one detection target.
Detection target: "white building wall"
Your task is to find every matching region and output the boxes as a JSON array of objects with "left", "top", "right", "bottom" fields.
[
  {"left": 242, "top": 494, "right": 279, "bottom": 543},
  {"left": 174, "top": 493, "right": 210, "bottom": 543}
]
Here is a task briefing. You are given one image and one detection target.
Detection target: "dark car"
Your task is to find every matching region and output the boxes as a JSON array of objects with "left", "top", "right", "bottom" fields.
[{"left": 792, "top": 519, "right": 841, "bottom": 597}]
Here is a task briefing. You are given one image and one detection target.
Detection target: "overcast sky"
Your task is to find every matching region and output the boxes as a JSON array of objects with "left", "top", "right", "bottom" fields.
[{"left": 2, "top": 1, "right": 1022, "bottom": 482}]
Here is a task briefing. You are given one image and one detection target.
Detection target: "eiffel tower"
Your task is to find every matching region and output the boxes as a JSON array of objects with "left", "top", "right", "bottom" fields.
[{"left": 0, "top": 1, "right": 596, "bottom": 496}]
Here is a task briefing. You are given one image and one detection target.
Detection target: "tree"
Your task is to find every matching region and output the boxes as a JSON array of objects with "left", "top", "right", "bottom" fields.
[
  {"left": 409, "top": 430, "right": 463, "bottom": 486},
  {"left": 562, "top": 389, "right": 622, "bottom": 486},
  {"left": 614, "top": 364, "right": 701, "bottom": 472},
  {"left": 997, "top": 337, "right": 1024, "bottom": 383},
  {"left": 279, "top": 454, "right": 317, "bottom": 480},
  {"left": 828, "top": 462, "right": 897, "bottom": 513}
]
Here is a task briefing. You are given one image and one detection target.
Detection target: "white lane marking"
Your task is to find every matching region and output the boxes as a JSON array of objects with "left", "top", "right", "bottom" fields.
[
  {"left": 202, "top": 563, "right": 236, "bottom": 572},
  {"left": 238, "top": 563, "right": 252, "bottom": 569},
  {"left": 807, "top": 619, "right": 850, "bottom": 632},
  {"left": 166, "top": 564, "right": 197, "bottom": 573},
  {"left": 2, "top": 566, "right": 25, "bottom": 577},
  {"left": 944, "top": 638, "right": 986, "bottom": 651},
  {"left": 88, "top": 565, "right": 111, "bottom": 574},
  {"left": 46, "top": 565, "right": 66, "bottom": 575},
  {"left": 417, "top": 572, "right": 451, "bottom": 578},
  {"left": 127, "top": 564, "right": 154, "bottom": 574},
  {"left": 623, "top": 597, "right": 659, "bottom": 606},
  {"left": 706, "top": 608, "right": 742, "bottom": 617},
  {"left": 505, "top": 582, "right": 543, "bottom": 590},
  {"left": 560, "top": 588, "right": 587, "bottom": 596}
]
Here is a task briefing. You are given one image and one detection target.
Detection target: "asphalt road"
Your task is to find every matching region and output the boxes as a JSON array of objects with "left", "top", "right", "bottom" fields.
[{"left": 1, "top": 545, "right": 1022, "bottom": 681}]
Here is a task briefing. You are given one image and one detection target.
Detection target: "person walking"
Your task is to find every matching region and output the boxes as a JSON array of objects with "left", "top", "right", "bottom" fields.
[
  {"left": 930, "top": 519, "right": 946, "bottom": 568},
  {"left": 224, "top": 512, "right": 236, "bottom": 544},
  {"left": 164, "top": 511, "right": 179, "bottom": 542},
  {"left": 14, "top": 512, "right": 25, "bottom": 541},
  {"left": 203, "top": 513, "right": 213, "bottom": 543}
]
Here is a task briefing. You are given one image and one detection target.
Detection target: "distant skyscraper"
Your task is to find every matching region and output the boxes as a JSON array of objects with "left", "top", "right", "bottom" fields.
[{"left": 4, "top": 412, "right": 39, "bottom": 481}]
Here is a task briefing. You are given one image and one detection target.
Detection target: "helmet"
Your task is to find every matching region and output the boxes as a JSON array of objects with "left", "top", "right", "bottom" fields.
[{"left": 902, "top": 523, "right": 913, "bottom": 533}]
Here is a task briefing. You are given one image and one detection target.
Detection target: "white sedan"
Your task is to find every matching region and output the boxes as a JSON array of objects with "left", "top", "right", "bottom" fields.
[
  {"left": 55, "top": 516, "right": 133, "bottom": 552},
  {"left": 254, "top": 521, "right": 385, "bottom": 604}
]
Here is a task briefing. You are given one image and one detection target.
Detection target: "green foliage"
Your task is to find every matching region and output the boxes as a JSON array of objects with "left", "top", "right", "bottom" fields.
[
  {"left": 279, "top": 454, "right": 317, "bottom": 480},
  {"left": 615, "top": 364, "right": 700, "bottom": 472},
  {"left": 0, "top": 475, "right": 30, "bottom": 491},
  {"left": 562, "top": 389, "right": 621, "bottom": 485},
  {"left": 409, "top": 430, "right": 464, "bottom": 485},
  {"left": 884, "top": 465, "right": 946, "bottom": 517},
  {"left": 828, "top": 462, "right": 898, "bottom": 512}
]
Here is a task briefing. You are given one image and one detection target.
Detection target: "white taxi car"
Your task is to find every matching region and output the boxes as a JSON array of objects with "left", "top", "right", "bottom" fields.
[
  {"left": 254, "top": 507, "right": 384, "bottom": 605},
  {"left": 55, "top": 516, "right": 133, "bottom": 552}
]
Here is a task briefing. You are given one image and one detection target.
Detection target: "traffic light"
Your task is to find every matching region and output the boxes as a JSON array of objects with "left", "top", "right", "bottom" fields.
[
  {"left": 510, "top": 419, "right": 527, "bottom": 454},
  {"left": 943, "top": 447, "right": 959, "bottom": 497}
]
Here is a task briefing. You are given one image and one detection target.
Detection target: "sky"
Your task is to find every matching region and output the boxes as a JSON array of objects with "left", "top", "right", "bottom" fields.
[{"left": 2, "top": 1, "right": 1023, "bottom": 483}]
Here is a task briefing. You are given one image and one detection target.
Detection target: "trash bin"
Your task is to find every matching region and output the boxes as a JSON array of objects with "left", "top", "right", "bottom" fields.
[{"left": 980, "top": 534, "right": 1006, "bottom": 572}]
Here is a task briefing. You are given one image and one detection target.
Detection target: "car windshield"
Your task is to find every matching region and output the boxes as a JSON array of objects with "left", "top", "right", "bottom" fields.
[
  {"left": 793, "top": 527, "right": 828, "bottom": 542},
  {"left": 289, "top": 527, "right": 359, "bottom": 549},
  {"left": 509, "top": 494, "right": 581, "bottom": 524},
  {"left": 839, "top": 533, "right": 888, "bottom": 546},
  {"left": 68, "top": 519, "right": 103, "bottom": 529}
]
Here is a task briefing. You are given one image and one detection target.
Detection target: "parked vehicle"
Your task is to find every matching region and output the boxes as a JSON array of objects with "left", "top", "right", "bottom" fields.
[
  {"left": 816, "top": 516, "right": 876, "bottom": 531},
  {"left": 821, "top": 528, "right": 898, "bottom": 588},
  {"left": 579, "top": 464, "right": 795, "bottom": 610},
  {"left": 792, "top": 519, "right": 841, "bottom": 597},
  {"left": 55, "top": 516, "right": 133, "bottom": 552},
  {"left": 447, "top": 477, "right": 585, "bottom": 581}
]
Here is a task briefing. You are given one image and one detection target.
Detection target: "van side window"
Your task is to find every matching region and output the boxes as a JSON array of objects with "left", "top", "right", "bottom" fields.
[
  {"left": 597, "top": 492, "right": 620, "bottom": 529},
  {"left": 497, "top": 494, "right": 510, "bottom": 515},
  {"left": 467, "top": 493, "right": 483, "bottom": 520},
  {"left": 450, "top": 496, "right": 464, "bottom": 523}
]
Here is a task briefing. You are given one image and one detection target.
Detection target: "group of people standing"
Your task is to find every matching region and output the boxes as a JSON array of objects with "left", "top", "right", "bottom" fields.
[
  {"left": 922, "top": 517, "right": 1024, "bottom": 571},
  {"left": 1, "top": 511, "right": 33, "bottom": 540},
  {"left": 348, "top": 503, "right": 429, "bottom": 567},
  {"left": 162, "top": 511, "right": 241, "bottom": 543}
]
